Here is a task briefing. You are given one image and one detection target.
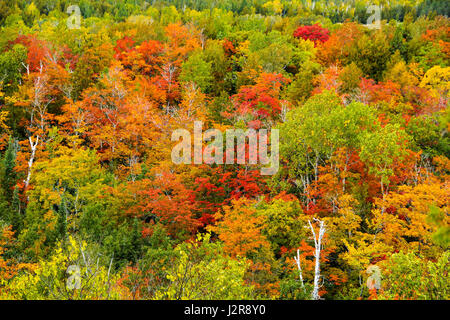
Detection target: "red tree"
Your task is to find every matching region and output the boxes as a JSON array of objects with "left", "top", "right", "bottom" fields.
[
  {"left": 10, "top": 35, "right": 50, "bottom": 72},
  {"left": 293, "top": 24, "right": 330, "bottom": 45}
]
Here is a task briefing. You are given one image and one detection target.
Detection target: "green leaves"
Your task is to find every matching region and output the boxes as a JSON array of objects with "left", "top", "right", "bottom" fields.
[
  {"left": 279, "top": 91, "right": 380, "bottom": 192},
  {"left": 359, "top": 123, "right": 410, "bottom": 188},
  {"left": 428, "top": 205, "right": 450, "bottom": 249},
  {"left": 19, "top": 147, "right": 110, "bottom": 257},
  {"left": 379, "top": 251, "right": 450, "bottom": 300},
  {"left": 180, "top": 52, "right": 213, "bottom": 93},
  {"left": 154, "top": 233, "right": 253, "bottom": 300},
  {"left": 0, "top": 44, "right": 27, "bottom": 95}
]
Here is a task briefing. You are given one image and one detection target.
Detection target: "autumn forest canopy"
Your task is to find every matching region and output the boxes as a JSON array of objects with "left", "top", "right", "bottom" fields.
[{"left": 0, "top": 0, "right": 449, "bottom": 300}]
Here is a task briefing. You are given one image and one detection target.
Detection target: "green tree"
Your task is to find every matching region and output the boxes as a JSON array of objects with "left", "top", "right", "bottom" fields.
[
  {"left": 180, "top": 51, "right": 213, "bottom": 93},
  {"left": 379, "top": 251, "right": 449, "bottom": 300},
  {"left": 359, "top": 123, "right": 410, "bottom": 199},
  {"left": 0, "top": 44, "right": 27, "bottom": 95},
  {"left": 154, "top": 233, "right": 253, "bottom": 300}
]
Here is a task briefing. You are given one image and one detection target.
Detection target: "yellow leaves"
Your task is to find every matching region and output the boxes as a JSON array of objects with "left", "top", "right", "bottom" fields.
[
  {"left": 420, "top": 65, "right": 450, "bottom": 93},
  {"left": 333, "top": 194, "right": 362, "bottom": 233},
  {"left": 30, "top": 146, "right": 105, "bottom": 204},
  {"left": 407, "top": 62, "right": 424, "bottom": 81},
  {"left": 263, "top": 0, "right": 283, "bottom": 15},
  {"left": 327, "top": 197, "right": 390, "bottom": 273},
  {"left": 383, "top": 60, "right": 419, "bottom": 88},
  {"left": 4, "top": 236, "right": 128, "bottom": 300},
  {"left": 154, "top": 233, "right": 252, "bottom": 300},
  {"left": 371, "top": 181, "right": 449, "bottom": 257},
  {"left": 341, "top": 237, "right": 390, "bottom": 271},
  {"left": 177, "top": 82, "right": 208, "bottom": 125},
  {"left": 0, "top": 110, "right": 10, "bottom": 148},
  {"left": 237, "top": 40, "right": 250, "bottom": 56},
  {"left": 0, "top": 110, "right": 8, "bottom": 132}
]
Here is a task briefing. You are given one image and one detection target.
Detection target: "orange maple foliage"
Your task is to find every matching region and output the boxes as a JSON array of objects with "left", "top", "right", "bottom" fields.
[{"left": 208, "top": 197, "right": 271, "bottom": 258}]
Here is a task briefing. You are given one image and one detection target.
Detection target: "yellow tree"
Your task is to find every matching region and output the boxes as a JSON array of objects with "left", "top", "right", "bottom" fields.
[
  {"left": 4, "top": 236, "right": 130, "bottom": 300},
  {"left": 371, "top": 181, "right": 449, "bottom": 258}
]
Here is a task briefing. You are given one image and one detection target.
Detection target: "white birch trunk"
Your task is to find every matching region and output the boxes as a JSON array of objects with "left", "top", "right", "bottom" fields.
[
  {"left": 294, "top": 248, "right": 305, "bottom": 292},
  {"left": 309, "top": 218, "right": 326, "bottom": 300},
  {"left": 24, "top": 135, "right": 39, "bottom": 189}
]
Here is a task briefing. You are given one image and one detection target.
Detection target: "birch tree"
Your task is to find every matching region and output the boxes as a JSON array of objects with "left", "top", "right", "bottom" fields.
[{"left": 294, "top": 218, "right": 327, "bottom": 300}]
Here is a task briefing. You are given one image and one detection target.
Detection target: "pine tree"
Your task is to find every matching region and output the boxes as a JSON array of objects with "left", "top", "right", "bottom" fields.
[
  {"left": 10, "top": 186, "right": 22, "bottom": 231},
  {"left": 0, "top": 139, "right": 18, "bottom": 223}
]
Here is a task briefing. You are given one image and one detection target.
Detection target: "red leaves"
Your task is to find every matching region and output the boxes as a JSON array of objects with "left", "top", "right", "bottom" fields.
[
  {"left": 191, "top": 165, "right": 267, "bottom": 223},
  {"left": 293, "top": 24, "right": 330, "bottom": 45},
  {"left": 114, "top": 36, "right": 135, "bottom": 61},
  {"left": 136, "top": 40, "right": 164, "bottom": 71},
  {"left": 116, "top": 38, "right": 165, "bottom": 77},
  {"left": 226, "top": 72, "right": 290, "bottom": 127},
  {"left": 135, "top": 172, "right": 201, "bottom": 236},
  {"left": 359, "top": 78, "right": 402, "bottom": 104},
  {"left": 10, "top": 35, "right": 49, "bottom": 72},
  {"left": 222, "top": 39, "right": 236, "bottom": 56}
]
